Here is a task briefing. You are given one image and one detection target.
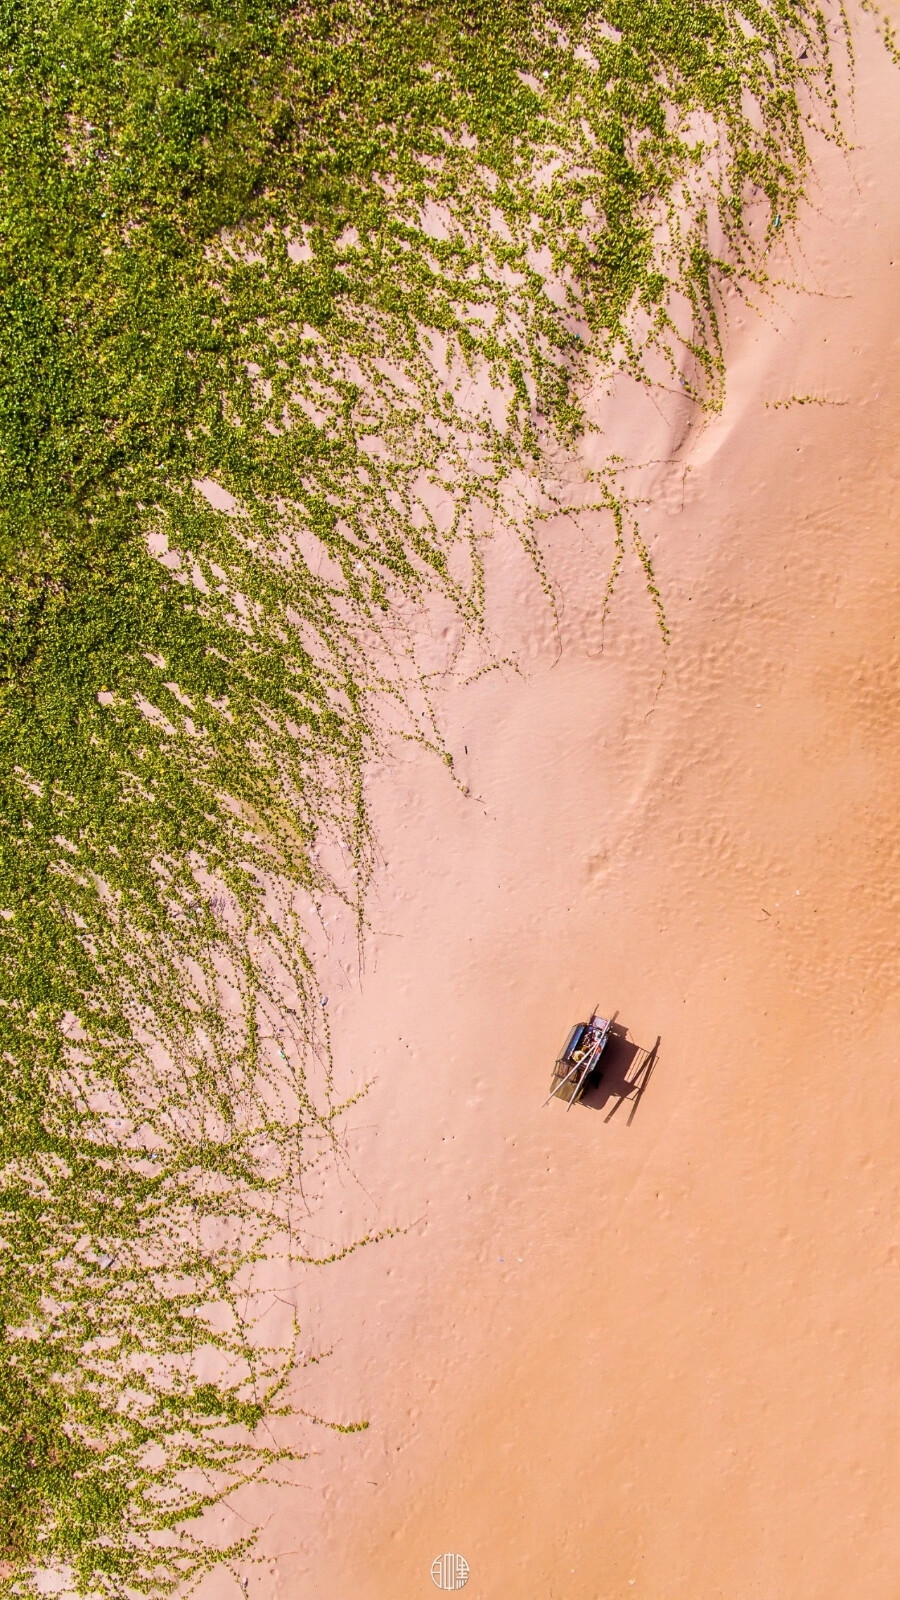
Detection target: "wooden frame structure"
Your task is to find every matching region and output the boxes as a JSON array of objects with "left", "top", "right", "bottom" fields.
[{"left": 543, "top": 1011, "right": 612, "bottom": 1110}]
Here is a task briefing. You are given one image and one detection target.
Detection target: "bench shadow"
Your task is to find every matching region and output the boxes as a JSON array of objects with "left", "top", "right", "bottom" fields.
[{"left": 578, "top": 1025, "right": 660, "bottom": 1125}]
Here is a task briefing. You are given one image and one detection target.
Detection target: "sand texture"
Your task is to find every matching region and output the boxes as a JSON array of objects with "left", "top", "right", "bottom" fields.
[{"left": 202, "top": 21, "right": 900, "bottom": 1600}]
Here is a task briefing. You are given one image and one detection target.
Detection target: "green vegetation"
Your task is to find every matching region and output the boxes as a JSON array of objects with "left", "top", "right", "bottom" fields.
[
  {"left": 767, "top": 393, "right": 848, "bottom": 407},
  {"left": 0, "top": 0, "right": 850, "bottom": 1590}
]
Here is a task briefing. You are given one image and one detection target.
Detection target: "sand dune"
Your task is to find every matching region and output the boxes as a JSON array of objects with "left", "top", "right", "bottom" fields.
[{"left": 201, "top": 18, "right": 900, "bottom": 1600}]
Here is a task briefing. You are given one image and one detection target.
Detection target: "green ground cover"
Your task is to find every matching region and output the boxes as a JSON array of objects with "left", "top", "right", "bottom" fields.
[{"left": 0, "top": 0, "right": 851, "bottom": 1591}]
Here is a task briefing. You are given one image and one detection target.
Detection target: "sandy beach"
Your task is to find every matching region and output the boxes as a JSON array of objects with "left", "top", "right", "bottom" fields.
[{"left": 199, "top": 17, "right": 900, "bottom": 1600}]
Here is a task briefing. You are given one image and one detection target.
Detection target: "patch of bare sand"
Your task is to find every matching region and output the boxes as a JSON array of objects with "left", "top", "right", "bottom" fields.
[{"left": 199, "top": 18, "right": 900, "bottom": 1600}]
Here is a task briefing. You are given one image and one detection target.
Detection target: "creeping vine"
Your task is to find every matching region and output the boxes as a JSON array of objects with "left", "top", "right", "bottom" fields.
[{"left": 0, "top": 0, "right": 865, "bottom": 1591}]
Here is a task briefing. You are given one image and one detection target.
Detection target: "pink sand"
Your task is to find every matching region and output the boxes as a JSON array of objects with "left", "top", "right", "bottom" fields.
[{"left": 201, "top": 18, "right": 900, "bottom": 1600}]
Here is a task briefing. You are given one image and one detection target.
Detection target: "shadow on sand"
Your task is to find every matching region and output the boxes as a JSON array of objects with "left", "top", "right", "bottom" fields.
[{"left": 578, "top": 1024, "right": 660, "bottom": 1125}]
